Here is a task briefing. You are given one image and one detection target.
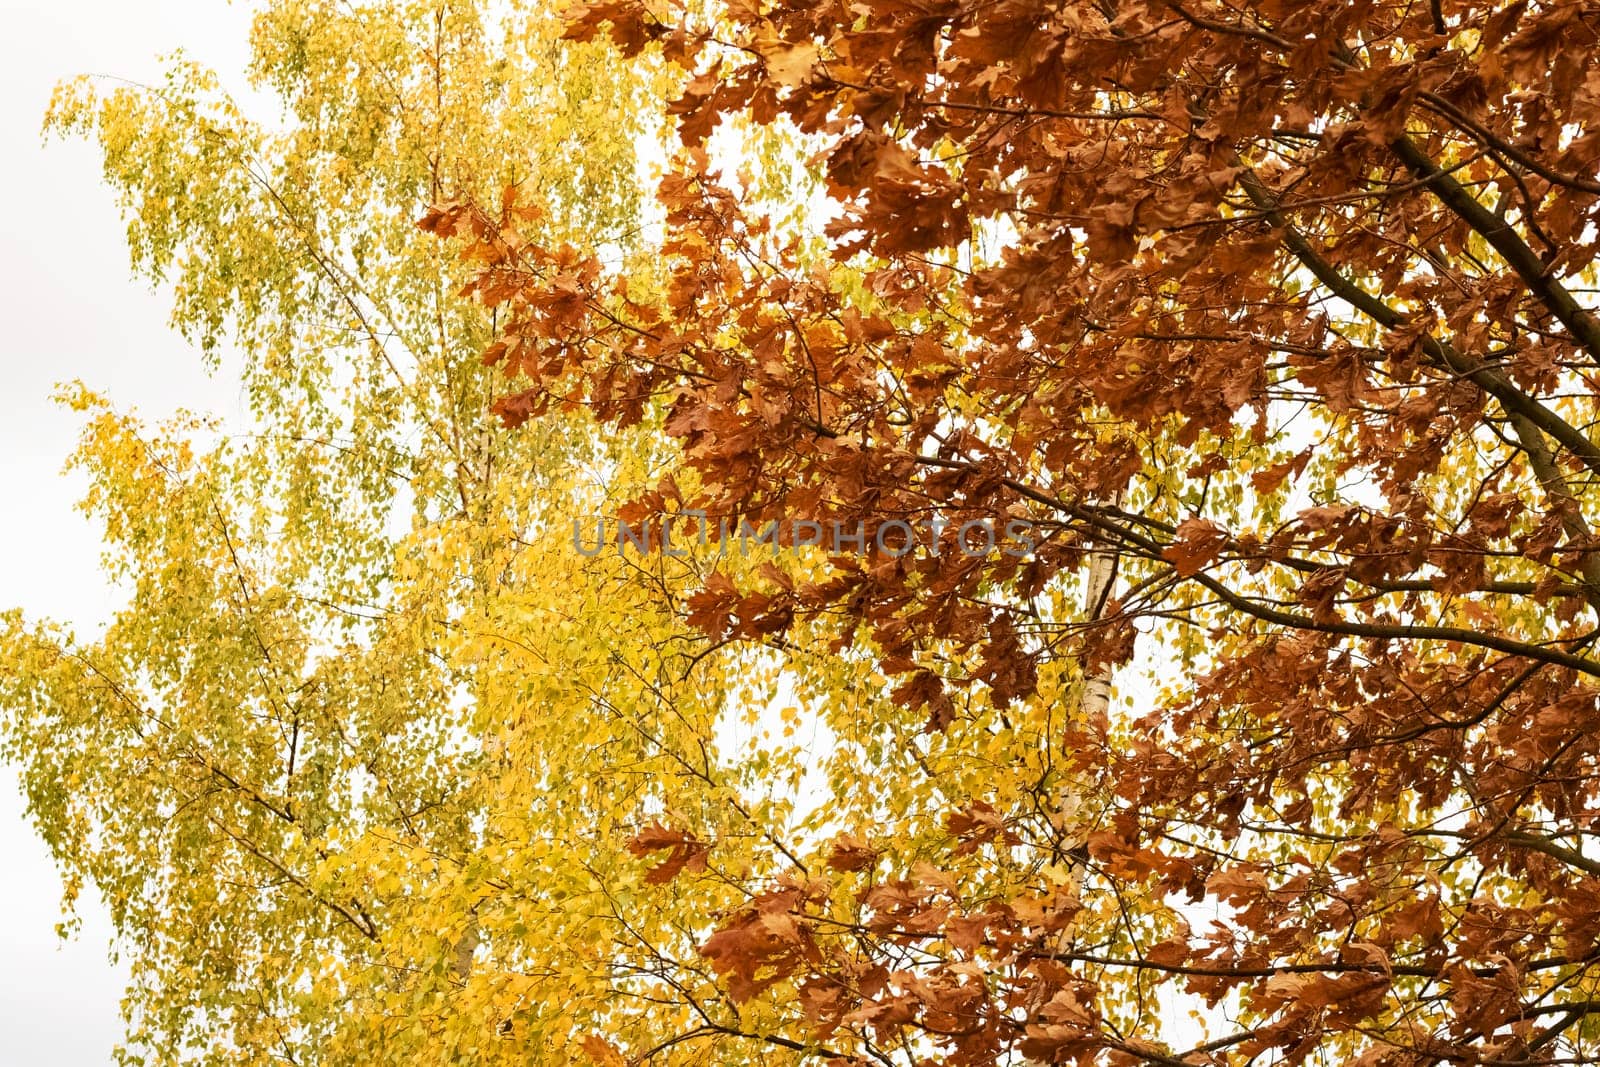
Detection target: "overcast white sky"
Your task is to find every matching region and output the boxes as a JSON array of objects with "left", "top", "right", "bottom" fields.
[{"left": 0, "top": 1, "right": 257, "bottom": 1060}]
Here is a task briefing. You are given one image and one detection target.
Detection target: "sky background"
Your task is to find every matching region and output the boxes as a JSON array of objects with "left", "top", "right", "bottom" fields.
[{"left": 0, "top": 1, "right": 257, "bottom": 1060}]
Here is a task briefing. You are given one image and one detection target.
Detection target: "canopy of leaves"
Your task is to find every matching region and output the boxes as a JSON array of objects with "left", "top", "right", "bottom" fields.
[
  {"left": 432, "top": 0, "right": 1600, "bottom": 1064},
  {"left": 5, "top": 2, "right": 1103, "bottom": 1065}
]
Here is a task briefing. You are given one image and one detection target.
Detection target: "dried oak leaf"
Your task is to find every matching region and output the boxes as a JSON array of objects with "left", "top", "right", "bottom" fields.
[
  {"left": 627, "top": 821, "right": 710, "bottom": 885},
  {"left": 1162, "top": 517, "right": 1228, "bottom": 576}
]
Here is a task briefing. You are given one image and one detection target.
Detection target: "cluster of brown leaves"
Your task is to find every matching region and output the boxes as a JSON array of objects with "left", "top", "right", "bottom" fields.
[{"left": 429, "top": 0, "right": 1600, "bottom": 1063}]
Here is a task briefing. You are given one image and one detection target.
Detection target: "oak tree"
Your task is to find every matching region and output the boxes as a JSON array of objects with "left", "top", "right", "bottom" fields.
[{"left": 441, "top": 0, "right": 1600, "bottom": 1063}]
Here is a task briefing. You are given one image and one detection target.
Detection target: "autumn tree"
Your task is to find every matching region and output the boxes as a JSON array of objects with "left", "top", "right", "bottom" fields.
[
  {"left": 6, "top": 2, "right": 1106, "bottom": 1065},
  {"left": 437, "top": 0, "right": 1600, "bottom": 1063},
  {"left": 1, "top": 2, "right": 843, "bottom": 1063}
]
